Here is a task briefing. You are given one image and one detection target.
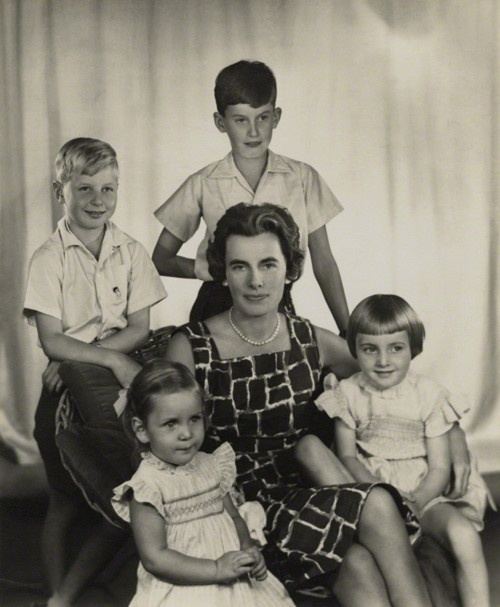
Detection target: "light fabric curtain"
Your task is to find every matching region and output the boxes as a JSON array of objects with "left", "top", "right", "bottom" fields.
[{"left": 1, "top": 0, "right": 499, "bottom": 469}]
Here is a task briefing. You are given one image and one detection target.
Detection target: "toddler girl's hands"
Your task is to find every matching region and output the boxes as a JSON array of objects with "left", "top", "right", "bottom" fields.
[
  {"left": 215, "top": 550, "right": 254, "bottom": 583},
  {"left": 244, "top": 545, "right": 268, "bottom": 581}
]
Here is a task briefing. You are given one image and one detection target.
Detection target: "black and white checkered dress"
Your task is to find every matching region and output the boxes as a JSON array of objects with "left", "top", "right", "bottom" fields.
[{"left": 181, "top": 314, "right": 416, "bottom": 590}]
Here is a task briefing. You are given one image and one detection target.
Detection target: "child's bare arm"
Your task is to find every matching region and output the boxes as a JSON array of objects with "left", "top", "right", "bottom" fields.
[
  {"left": 334, "top": 419, "right": 380, "bottom": 483},
  {"left": 223, "top": 494, "right": 267, "bottom": 581},
  {"left": 130, "top": 498, "right": 254, "bottom": 584},
  {"left": 97, "top": 308, "right": 150, "bottom": 352},
  {"left": 412, "top": 434, "right": 450, "bottom": 513},
  {"left": 152, "top": 228, "right": 196, "bottom": 279},
  {"left": 223, "top": 493, "right": 254, "bottom": 549},
  {"left": 35, "top": 312, "right": 141, "bottom": 388},
  {"left": 308, "top": 226, "right": 349, "bottom": 334},
  {"left": 446, "top": 423, "right": 471, "bottom": 498}
]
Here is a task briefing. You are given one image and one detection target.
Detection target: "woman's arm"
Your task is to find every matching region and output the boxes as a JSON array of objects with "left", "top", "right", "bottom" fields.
[
  {"left": 308, "top": 226, "right": 349, "bottom": 334},
  {"left": 130, "top": 498, "right": 254, "bottom": 584},
  {"left": 334, "top": 419, "right": 380, "bottom": 483},
  {"left": 164, "top": 331, "right": 196, "bottom": 373},
  {"left": 152, "top": 228, "right": 196, "bottom": 279},
  {"left": 314, "top": 326, "right": 359, "bottom": 379},
  {"left": 412, "top": 434, "right": 450, "bottom": 513}
]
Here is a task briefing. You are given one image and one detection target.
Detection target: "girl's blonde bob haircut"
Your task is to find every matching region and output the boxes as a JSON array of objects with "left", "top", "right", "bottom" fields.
[{"left": 347, "top": 294, "right": 425, "bottom": 359}]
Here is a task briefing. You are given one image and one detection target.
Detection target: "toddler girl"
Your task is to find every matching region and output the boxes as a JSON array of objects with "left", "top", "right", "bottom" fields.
[
  {"left": 112, "top": 359, "right": 294, "bottom": 607},
  {"left": 297, "top": 294, "right": 493, "bottom": 607}
]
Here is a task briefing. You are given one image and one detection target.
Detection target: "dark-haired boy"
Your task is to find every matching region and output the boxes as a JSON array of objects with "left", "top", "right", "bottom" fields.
[{"left": 153, "top": 60, "right": 349, "bottom": 332}]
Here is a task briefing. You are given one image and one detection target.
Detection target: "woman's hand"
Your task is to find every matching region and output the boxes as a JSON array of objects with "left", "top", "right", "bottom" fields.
[
  {"left": 215, "top": 550, "right": 255, "bottom": 583},
  {"left": 42, "top": 361, "right": 64, "bottom": 394},
  {"left": 244, "top": 545, "right": 268, "bottom": 581}
]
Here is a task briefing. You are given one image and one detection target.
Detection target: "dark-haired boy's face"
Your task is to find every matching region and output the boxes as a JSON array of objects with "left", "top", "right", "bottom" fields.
[{"left": 214, "top": 103, "right": 281, "bottom": 163}]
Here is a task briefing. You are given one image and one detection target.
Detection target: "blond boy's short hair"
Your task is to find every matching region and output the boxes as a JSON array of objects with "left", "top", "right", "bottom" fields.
[{"left": 55, "top": 137, "right": 118, "bottom": 184}]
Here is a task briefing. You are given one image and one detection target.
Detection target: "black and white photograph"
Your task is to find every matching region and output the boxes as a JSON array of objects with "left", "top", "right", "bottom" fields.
[{"left": 1, "top": 1, "right": 499, "bottom": 606}]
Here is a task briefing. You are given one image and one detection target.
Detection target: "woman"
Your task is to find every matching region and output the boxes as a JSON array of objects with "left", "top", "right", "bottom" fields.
[{"left": 165, "top": 202, "right": 432, "bottom": 606}]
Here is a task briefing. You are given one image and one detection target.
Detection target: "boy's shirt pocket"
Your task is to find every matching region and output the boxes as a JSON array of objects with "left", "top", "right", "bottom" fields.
[{"left": 97, "top": 264, "right": 129, "bottom": 338}]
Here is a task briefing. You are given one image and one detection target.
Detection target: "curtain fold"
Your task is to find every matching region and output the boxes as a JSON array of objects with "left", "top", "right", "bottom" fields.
[{"left": 1, "top": 0, "right": 498, "bottom": 470}]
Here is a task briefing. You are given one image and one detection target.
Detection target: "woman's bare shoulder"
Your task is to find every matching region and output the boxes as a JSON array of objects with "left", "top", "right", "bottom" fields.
[{"left": 312, "top": 324, "right": 359, "bottom": 379}]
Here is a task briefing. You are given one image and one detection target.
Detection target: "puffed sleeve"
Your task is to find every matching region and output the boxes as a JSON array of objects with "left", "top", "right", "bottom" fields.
[
  {"left": 423, "top": 381, "right": 470, "bottom": 437},
  {"left": 213, "top": 442, "right": 237, "bottom": 496},
  {"left": 315, "top": 373, "right": 356, "bottom": 429},
  {"left": 111, "top": 473, "right": 164, "bottom": 523}
]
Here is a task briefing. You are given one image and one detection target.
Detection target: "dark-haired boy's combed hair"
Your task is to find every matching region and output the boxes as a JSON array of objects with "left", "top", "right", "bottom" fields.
[
  {"left": 207, "top": 202, "right": 304, "bottom": 284},
  {"left": 347, "top": 294, "right": 425, "bottom": 359},
  {"left": 214, "top": 60, "right": 277, "bottom": 114},
  {"left": 122, "top": 359, "right": 204, "bottom": 450},
  {"left": 55, "top": 137, "right": 118, "bottom": 184}
]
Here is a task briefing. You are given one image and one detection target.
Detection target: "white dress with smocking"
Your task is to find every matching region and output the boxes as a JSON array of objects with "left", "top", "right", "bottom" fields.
[
  {"left": 112, "top": 442, "right": 294, "bottom": 607},
  {"left": 316, "top": 372, "right": 493, "bottom": 530}
]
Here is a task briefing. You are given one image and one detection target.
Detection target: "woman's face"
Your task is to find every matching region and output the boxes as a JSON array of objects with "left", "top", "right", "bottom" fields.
[{"left": 224, "top": 232, "right": 288, "bottom": 317}]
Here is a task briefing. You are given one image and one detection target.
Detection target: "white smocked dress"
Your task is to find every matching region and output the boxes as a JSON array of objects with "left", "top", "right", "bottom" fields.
[
  {"left": 112, "top": 442, "right": 294, "bottom": 607},
  {"left": 315, "top": 372, "right": 494, "bottom": 530}
]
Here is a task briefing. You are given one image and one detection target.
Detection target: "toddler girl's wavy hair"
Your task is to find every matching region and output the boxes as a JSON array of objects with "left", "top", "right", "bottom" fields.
[
  {"left": 207, "top": 202, "right": 304, "bottom": 284},
  {"left": 123, "top": 359, "right": 205, "bottom": 451},
  {"left": 347, "top": 294, "right": 425, "bottom": 359}
]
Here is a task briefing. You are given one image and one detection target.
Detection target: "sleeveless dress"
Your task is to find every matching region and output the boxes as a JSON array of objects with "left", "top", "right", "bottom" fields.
[
  {"left": 112, "top": 443, "right": 294, "bottom": 607},
  {"left": 181, "top": 314, "right": 418, "bottom": 590}
]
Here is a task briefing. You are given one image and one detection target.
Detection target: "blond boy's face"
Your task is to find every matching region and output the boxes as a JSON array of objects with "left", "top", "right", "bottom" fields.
[
  {"left": 214, "top": 102, "right": 281, "bottom": 163},
  {"left": 56, "top": 166, "right": 118, "bottom": 240}
]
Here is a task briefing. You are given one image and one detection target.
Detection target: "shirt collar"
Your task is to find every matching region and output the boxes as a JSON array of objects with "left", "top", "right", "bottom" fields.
[
  {"left": 57, "top": 218, "right": 127, "bottom": 253},
  {"left": 358, "top": 371, "right": 416, "bottom": 399},
  {"left": 207, "top": 150, "right": 291, "bottom": 179}
]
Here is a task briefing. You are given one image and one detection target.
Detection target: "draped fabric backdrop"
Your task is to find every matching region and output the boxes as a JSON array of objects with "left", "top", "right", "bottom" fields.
[{"left": 1, "top": 0, "right": 499, "bottom": 469}]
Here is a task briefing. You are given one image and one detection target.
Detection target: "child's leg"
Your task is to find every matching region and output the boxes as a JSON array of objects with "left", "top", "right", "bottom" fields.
[
  {"left": 34, "top": 387, "right": 83, "bottom": 593},
  {"left": 51, "top": 519, "right": 126, "bottom": 607},
  {"left": 421, "top": 503, "right": 489, "bottom": 607},
  {"left": 42, "top": 490, "right": 81, "bottom": 594},
  {"left": 358, "top": 487, "right": 431, "bottom": 607},
  {"left": 333, "top": 543, "right": 391, "bottom": 607},
  {"left": 295, "top": 434, "right": 354, "bottom": 485}
]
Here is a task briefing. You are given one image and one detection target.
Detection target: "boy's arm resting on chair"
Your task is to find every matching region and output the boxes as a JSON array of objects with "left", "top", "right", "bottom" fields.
[{"left": 35, "top": 311, "right": 144, "bottom": 388}]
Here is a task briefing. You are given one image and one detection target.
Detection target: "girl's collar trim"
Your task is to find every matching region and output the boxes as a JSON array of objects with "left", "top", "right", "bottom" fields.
[{"left": 141, "top": 451, "right": 198, "bottom": 473}]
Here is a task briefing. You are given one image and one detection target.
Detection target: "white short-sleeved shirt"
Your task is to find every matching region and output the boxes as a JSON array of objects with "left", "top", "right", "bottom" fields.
[
  {"left": 154, "top": 150, "right": 343, "bottom": 281},
  {"left": 23, "top": 218, "right": 167, "bottom": 343}
]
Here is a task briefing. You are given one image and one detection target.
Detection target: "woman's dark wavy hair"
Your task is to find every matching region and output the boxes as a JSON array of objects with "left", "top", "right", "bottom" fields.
[
  {"left": 347, "top": 294, "right": 425, "bottom": 359},
  {"left": 123, "top": 359, "right": 204, "bottom": 451},
  {"left": 207, "top": 202, "right": 304, "bottom": 283}
]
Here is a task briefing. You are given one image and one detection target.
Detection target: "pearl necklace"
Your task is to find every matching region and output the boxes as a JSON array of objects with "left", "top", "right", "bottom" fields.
[{"left": 228, "top": 307, "right": 281, "bottom": 346}]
